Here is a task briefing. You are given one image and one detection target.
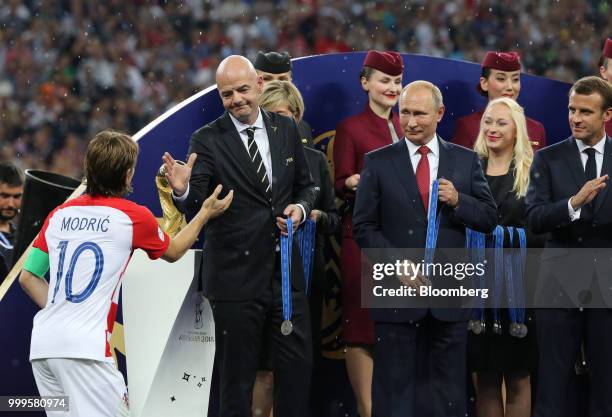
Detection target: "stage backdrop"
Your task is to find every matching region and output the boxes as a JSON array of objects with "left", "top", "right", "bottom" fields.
[{"left": 1, "top": 52, "right": 571, "bottom": 417}]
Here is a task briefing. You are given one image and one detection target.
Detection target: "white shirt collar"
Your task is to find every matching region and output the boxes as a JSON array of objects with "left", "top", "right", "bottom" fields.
[
  {"left": 228, "top": 108, "right": 265, "bottom": 133},
  {"left": 575, "top": 134, "right": 606, "bottom": 155},
  {"left": 405, "top": 135, "right": 439, "bottom": 156}
]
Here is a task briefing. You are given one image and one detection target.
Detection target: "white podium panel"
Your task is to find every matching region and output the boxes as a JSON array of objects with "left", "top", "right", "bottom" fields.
[{"left": 123, "top": 249, "right": 215, "bottom": 417}]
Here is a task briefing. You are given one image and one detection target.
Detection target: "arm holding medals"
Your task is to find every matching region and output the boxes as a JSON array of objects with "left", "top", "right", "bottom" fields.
[
  {"left": 441, "top": 155, "right": 497, "bottom": 234},
  {"left": 164, "top": 55, "right": 316, "bottom": 417},
  {"left": 354, "top": 81, "right": 497, "bottom": 417}
]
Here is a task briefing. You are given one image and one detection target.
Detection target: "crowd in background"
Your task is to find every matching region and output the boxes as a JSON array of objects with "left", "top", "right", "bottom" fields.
[{"left": 0, "top": 0, "right": 610, "bottom": 179}]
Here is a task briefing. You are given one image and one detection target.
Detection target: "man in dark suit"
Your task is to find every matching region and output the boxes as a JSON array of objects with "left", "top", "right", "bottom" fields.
[
  {"left": 353, "top": 80, "right": 497, "bottom": 417},
  {"left": 253, "top": 50, "right": 314, "bottom": 148},
  {"left": 526, "top": 76, "right": 612, "bottom": 417},
  {"left": 162, "top": 55, "right": 316, "bottom": 417}
]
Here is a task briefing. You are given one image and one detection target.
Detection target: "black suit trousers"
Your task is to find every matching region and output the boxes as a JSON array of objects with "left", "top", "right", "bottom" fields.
[
  {"left": 535, "top": 308, "right": 612, "bottom": 417},
  {"left": 211, "top": 260, "right": 312, "bottom": 417},
  {"left": 372, "top": 315, "right": 468, "bottom": 417}
]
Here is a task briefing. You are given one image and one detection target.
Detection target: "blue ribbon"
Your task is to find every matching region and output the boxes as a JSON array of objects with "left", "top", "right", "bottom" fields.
[
  {"left": 492, "top": 226, "right": 505, "bottom": 327},
  {"left": 280, "top": 219, "right": 293, "bottom": 325},
  {"left": 504, "top": 227, "right": 517, "bottom": 324},
  {"left": 297, "top": 219, "right": 316, "bottom": 294},
  {"left": 424, "top": 179, "right": 441, "bottom": 273},
  {"left": 510, "top": 227, "right": 527, "bottom": 325},
  {"left": 467, "top": 228, "right": 486, "bottom": 322}
]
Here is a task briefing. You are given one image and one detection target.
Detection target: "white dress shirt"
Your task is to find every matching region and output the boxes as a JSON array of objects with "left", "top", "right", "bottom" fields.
[
  {"left": 568, "top": 134, "right": 606, "bottom": 221},
  {"left": 405, "top": 135, "right": 439, "bottom": 216},
  {"left": 228, "top": 110, "right": 273, "bottom": 184}
]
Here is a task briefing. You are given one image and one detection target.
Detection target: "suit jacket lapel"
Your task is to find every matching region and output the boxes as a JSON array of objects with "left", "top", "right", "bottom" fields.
[
  {"left": 594, "top": 135, "right": 612, "bottom": 214},
  {"left": 562, "top": 137, "right": 586, "bottom": 190},
  {"left": 437, "top": 136, "right": 455, "bottom": 183},
  {"left": 437, "top": 136, "right": 456, "bottom": 218},
  {"left": 218, "top": 112, "right": 266, "bottom": 196},
  {"left": 263, "top": 110, "right": 282, "bottom": 203},
  {"left": 391, "top": 140, "right": 427, "bottom": 221}
]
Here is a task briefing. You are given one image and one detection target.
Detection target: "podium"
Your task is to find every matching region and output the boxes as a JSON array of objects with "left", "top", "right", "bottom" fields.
[{"left": 123, "top": 249, "right": 215, "bottom": 417}]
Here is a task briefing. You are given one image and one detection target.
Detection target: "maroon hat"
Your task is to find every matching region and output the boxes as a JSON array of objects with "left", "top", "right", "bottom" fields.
[
  {"left": 481, "top": 51, "right": 521, "bottom": 71},
  {"left": 363, "top": 51, "right": 404, "bottom": 76},
  {"left": 603, "top": 38, "right": 612, "bottom": 59}
]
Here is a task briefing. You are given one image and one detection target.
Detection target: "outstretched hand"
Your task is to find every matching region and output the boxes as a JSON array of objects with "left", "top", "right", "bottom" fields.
[
  {"left": 201, "top": 184, "right": 233, "bottom": 221},
  {"left": 162, "top": 152, "right": 197, "bottom": 196}
]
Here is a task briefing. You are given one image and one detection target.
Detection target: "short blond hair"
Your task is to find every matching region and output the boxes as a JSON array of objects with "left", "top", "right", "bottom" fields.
[
  {"left": 401, "top": 80, "right": 444, "bottom": 111},
  {"left": 259, "top": 80, "right": 305, "bottom": 122}
]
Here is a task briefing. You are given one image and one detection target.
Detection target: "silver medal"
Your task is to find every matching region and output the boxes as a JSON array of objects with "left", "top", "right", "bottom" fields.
[
  {"left": 281, "top": 320, "right": 293, "bottom": 336},
  {"left": 517, "top": 323, "right": 528, "bottom": 338},
  {"left": 471, "top": 320, "right": 483, "bottom": 335}
]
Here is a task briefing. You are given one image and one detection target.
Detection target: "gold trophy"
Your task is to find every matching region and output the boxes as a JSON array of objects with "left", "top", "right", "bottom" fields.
[{"left": 156, "top": 162, "right": 187, "bottom": 237}]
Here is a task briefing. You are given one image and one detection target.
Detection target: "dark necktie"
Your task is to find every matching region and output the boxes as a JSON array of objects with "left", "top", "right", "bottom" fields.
[
  {"left": 246, "top": 127, "right": 272, "bottom": 201},
  {"left": 583, "top": 147, "right": 597, "bottom": 218},
  {"left": 416, "top": 145, "right": 431, "bottom": 212},
  {"left": 584, "top": 147, "right": 597, "bottom": 182}
]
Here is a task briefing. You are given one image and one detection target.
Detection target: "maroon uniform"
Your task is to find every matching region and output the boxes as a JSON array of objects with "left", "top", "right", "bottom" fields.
[
  {"left": 333, "top": 105, "right": 402, "bottom": 344},
  {"left": 452, "top": 109, "right": 547, "bottom": 151}
]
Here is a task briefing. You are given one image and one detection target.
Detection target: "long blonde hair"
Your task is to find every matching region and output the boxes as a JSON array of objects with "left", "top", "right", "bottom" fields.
[{"left": 474, "top": 97, "right": 533, "bottom": 197}]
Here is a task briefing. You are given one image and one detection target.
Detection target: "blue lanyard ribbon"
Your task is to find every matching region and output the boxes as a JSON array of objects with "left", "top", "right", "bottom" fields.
[
  {"left": 504, "top": 227, "right": 517, "bottom": 324},
  {"left": 280, "top": 219, "right": 293, "bottom": 325},
  {"left": 467, "top": 228, "right": 486, "bottom": 322},
  {"left": 424, "top": 179, "right": 441, "bottom": 271},
  {"left": 492, "top": 225, "right": 505, "bottom": 329},
  {"left": 509, "top": 227, "right": 527, "bottom": 326},
  {"left": 297, "top": 219, "right": 316, "bottom": 294}
]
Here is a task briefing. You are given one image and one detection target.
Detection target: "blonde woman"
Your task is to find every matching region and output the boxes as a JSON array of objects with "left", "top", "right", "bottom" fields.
[{"left": 469, "top": 97, "right": 543, "bottom": 417}]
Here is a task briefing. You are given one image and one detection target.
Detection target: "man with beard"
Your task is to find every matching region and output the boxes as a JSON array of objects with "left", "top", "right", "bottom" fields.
[{"left": 0, "top": 161, "right": 23, "bottom": 280}]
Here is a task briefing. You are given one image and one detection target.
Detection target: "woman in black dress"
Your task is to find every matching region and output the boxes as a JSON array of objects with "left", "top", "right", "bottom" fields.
[{"left": 469, "top": 97, "right": 544, "bottom": 417}]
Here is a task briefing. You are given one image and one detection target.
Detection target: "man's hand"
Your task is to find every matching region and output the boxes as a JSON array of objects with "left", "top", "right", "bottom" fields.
[
  {"left": 438, "top": 178, "right": 459, "bottom": 207},
  {"left": 162, "top": 152, "right": 197, "bottom": 196},
  {"left": 570, "top": 175, "right": 608, "bottom": 210},
  {"left": 309, "top": 209, "right": 321, "bottom": 223},
  {"left": 200, "top": 184, "right": 233, "bottom": 221},
  {"left": 276, "top": 204, "right": 303, "bottom": 236},
  {"left": 397, "top": 260, "right": 431, "bottom": 292},
  {"left": 345, "top": 174, "right": 360, "bottom": 191}
]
